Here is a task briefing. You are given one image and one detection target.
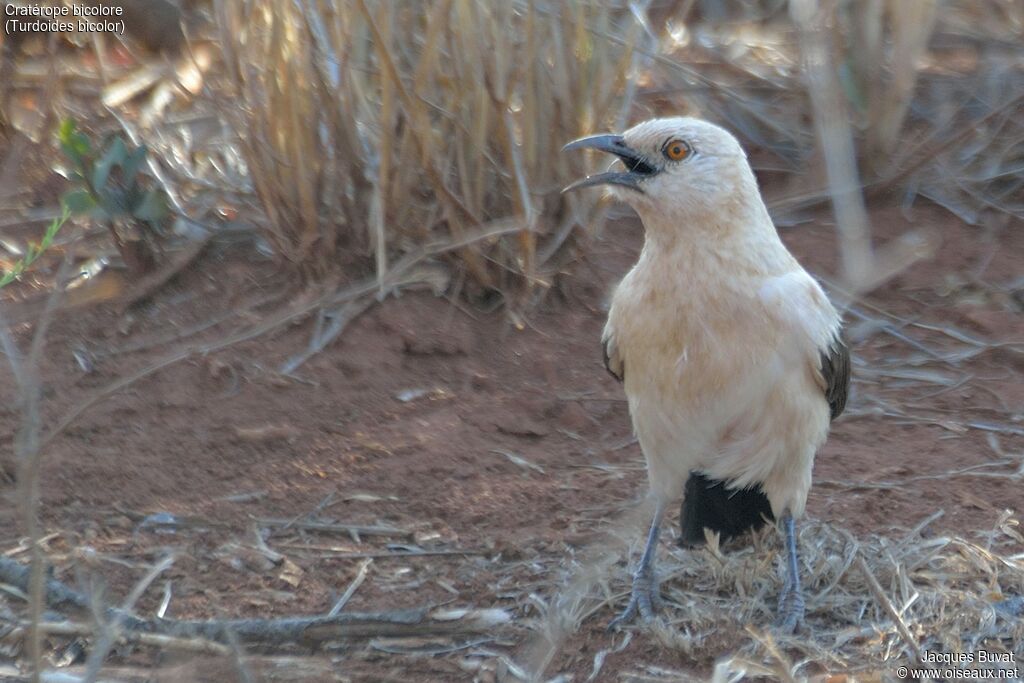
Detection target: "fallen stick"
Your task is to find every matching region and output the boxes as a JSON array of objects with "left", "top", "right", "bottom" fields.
[
  {"left": 15, "top": 620, "right": 230, "bottom": 656},
  {"left": 152, "top": 606, "right": 512, "bottom": 643},
  {"left": 274, "top": 544, "right": 486, "bottom": 559},
  {"left": 0, "top": 557, "right": 143, "bottom": 628},
  {"left": 3, "top": 608, "right": 512, "bottom": 647},
  {"left": 258, "top": 518, "right": 410, "bottom": 538},
  {"left": 319, "top": 550, "right": 484, "bottom": 559},
  {"left": 0, "top": 557, "right": 511, "bottom": 646}
]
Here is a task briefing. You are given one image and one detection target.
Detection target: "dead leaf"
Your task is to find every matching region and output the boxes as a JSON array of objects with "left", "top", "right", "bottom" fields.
[
  {"left": 233, "top": 424, "right": 299, "bottom": 442},
  {"left": 277, "top": 557, "right": 304, "bottom": 588},
  {"left": 494, "top": 415, "right": 549, "bottom": 438},
  {"left": 937, "top": 420, "right": 968, "bottom": 433},
  {"left": 956, "top": 490, "right": 997, "bottom": 511}
]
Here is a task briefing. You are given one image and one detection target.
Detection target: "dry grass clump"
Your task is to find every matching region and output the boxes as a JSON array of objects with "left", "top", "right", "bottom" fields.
[
  {"left": 535, "top": 512, "right": 1024, "bottom": 680},
  {"left": 662, "top": 516, "right": 1022, "bottom": 679},
  {"left": 215, "top": 0, "right": 641, "bottom": 302}
]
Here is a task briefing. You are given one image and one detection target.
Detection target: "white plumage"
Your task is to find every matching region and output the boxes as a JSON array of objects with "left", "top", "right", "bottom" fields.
[{"left": 565, "top": 116, "right": 849, "bottom": 631}]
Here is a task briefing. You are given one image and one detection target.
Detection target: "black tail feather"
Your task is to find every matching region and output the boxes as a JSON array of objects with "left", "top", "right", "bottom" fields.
[{"left": 679, "top": 472, "right": 774, "bottom": 547}]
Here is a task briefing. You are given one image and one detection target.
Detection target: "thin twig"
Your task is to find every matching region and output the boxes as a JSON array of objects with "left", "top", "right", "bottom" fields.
[
  {"left": 328, "top": 558, "right": 373, "bottom": 617},
  {"left": 3, "top": 252, "right": 73, "bottom": 683},
  {"left": 259, "top": 518, "right": 409, "bottom": 538},
  {"left": 281, "top": 547, "right": 486, "bottom": 560},
  {"left": 19, "top": 620, "right": 230, "bottom": 656}
]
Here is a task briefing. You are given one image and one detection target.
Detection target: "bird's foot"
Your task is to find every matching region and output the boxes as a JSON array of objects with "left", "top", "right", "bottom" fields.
[
  {"left": 775, "top": 581, "right": 805, "bottom": 633},
  {"left": 608, "top": 568, "right": 662, "bottom": 630}
]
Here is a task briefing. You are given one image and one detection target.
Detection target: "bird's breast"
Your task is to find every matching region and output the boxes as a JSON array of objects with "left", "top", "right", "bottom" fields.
[{"left": 610, "top": 263, "right": 779, "bottom": 410}]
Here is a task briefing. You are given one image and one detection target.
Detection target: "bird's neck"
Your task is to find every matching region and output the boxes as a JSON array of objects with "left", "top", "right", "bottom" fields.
[{"left": 635, "top": 184, "right": 796, "bottom": 279}]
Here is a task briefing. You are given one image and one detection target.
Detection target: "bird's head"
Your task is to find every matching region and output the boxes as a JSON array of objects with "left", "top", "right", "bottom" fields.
[{"left": 563, "top": 117, "right": 758, "bottom": 222}]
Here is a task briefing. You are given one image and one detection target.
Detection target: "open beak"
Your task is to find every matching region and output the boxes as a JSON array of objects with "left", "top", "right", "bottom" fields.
[{"left": 561, "top": 134, "right": 659, "bottom": 193}]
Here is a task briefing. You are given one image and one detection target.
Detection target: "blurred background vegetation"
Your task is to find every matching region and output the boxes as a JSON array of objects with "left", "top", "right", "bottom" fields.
[{"left": 1, "top": 0, "right": 1022, "bottom": 317}]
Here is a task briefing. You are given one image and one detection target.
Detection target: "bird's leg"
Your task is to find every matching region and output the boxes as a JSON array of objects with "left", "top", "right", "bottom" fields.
[
  {"left": 776, "top": 512, "right": 805, "bottom": 632},
  {"left": 609, "top": 501, "right": 665, "bottom": 630}
]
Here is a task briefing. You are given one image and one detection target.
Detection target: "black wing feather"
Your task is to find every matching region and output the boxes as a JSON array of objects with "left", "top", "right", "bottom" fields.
[
  {"left": 821, "top": 332, "right": 851, "bottom": 421},
  {"left": 602, "top": 337, "right": 623, "bottom": 382}
]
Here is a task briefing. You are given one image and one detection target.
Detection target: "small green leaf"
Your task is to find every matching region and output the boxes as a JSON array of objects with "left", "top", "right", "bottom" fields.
[
  {"left": 57, "top": 119, "right": 74, "bottom": 143},
  {"left": 58, "top": 119, "right": 92, "bottom": 167},
  {"left": 121, "top": 145, "right": 148, "bottom": 181},
  {"left": 60, "top": 140, "right": 83, "bottom": 169},
  {"left": 132, "top": 190, "right": 168, "bottom": 223},
  {"left": 92, "top": 137, "right": 128, "bottom": 190},
  {"left": 61, "top": 189, "right": 97, "bottom": 214},
  {"left": 99, "top": 191, "right": 127, "bottom": 219},
  {"left": 57, "top": 119, "right": 77, "bottom": 147}
]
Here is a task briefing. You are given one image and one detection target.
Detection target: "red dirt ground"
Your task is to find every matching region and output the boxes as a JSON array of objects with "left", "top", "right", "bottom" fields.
[{"left": 1, "top": 197, "right": 1022, "bottom": 681}]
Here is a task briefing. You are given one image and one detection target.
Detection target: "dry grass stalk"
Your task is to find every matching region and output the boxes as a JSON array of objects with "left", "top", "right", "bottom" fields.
[
  {"left": 870, "top": 1, "right": 938, "bottom": 162},
  {"left": 215, "top": 0, "right": 640, "bottom": 304},
  {"left": 791, "top": 0, "right": 875, "bottom": 292}
]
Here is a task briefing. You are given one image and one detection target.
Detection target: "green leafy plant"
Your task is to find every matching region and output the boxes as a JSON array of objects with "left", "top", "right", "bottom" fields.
[
  {"left": 0, "top": 208, "right": 70, "bottom": 290},
  {"left": 58, "top": 119, "right": 168, "bottom": 273}
]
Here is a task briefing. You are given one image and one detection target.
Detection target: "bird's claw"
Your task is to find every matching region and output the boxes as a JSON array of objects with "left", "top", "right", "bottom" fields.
[
  {"left": 775, "top": 581, "right": 805, "bottom": 633},
  {"left": 607, "top": 569, "right": 662, "bottom": 630}
]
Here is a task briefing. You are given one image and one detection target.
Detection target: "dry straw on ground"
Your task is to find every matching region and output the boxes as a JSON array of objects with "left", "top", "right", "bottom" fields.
[{"left": 529, "top": 511, "right": 1024, "bottom": 681}]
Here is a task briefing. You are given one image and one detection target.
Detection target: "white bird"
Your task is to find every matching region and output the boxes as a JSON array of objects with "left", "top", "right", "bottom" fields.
[{"left": 564, "top": 117, "right": 849, "bottom": 631}]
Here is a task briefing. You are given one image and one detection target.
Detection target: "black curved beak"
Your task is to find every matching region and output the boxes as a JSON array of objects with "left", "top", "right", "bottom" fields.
[{"left": 561, "top": 134, "right": 658, "bottom": 193}]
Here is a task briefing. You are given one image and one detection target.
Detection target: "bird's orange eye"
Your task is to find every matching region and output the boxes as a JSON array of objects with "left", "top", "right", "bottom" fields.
[{"left": 663, "top": 139, "right": 691, "bottom": 161}]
